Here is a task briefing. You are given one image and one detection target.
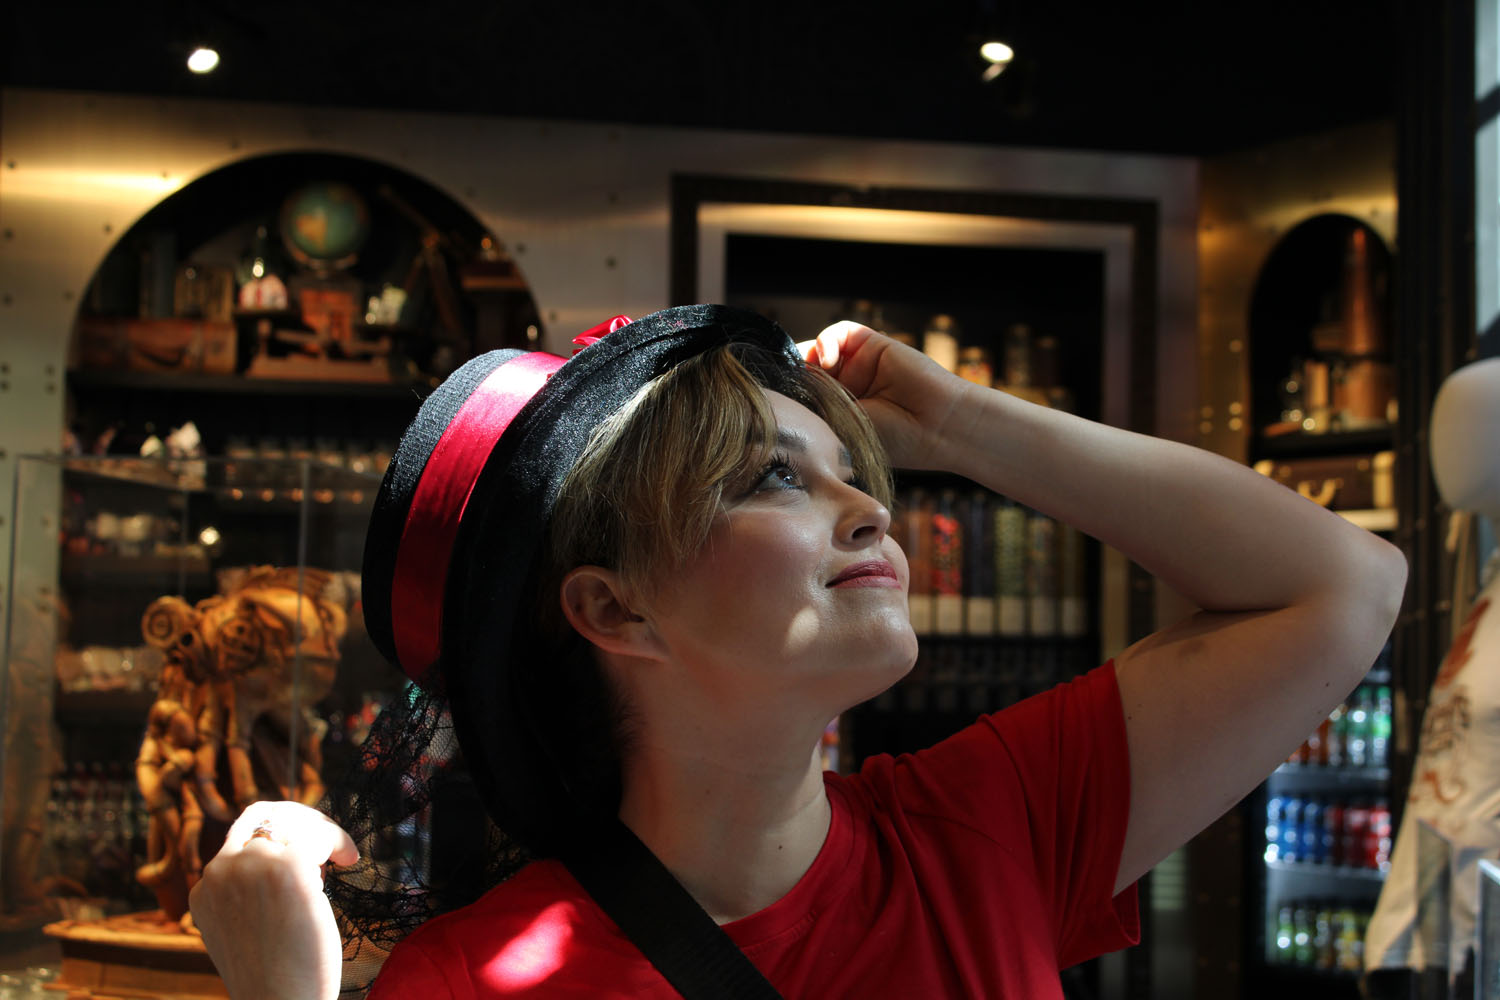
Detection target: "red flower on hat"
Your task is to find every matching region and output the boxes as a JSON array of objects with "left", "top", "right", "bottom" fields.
[{"left": 572, "top": 315, "right": 634, "bottom": 353}]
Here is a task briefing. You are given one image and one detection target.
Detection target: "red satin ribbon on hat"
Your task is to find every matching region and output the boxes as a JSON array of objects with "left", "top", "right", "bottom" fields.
[
  {"left": 390, "top": 351, "right": 565, "bottom": 677},
  {"left": 388, "top": 314, "right": 632, "bottom": 679},
  {"left": 572, "top": 314, "right": 633, "bottom": 352}
]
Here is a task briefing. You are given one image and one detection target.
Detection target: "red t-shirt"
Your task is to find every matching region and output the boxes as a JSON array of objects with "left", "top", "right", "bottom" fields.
[{"left": 367, "top": 662, "right": 1139, "bottom": 998}]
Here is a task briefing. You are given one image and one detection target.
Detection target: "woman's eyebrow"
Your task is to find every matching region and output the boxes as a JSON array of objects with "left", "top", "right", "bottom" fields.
[{"left": 775, "top": 428, "right": 853, "bottom": 467}]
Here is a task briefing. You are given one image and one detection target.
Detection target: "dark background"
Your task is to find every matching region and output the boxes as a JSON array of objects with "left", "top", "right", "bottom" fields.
[{"left": 1, "top": 0, "right": 1397, "bottom": 156}]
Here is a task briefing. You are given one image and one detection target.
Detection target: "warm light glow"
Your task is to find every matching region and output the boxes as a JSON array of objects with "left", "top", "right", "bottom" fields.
[
  {"left": 187, "top": 48, "right": 220, "bottom": 74},
  {"left": 980, "top": 41, "right": 1014, "bottom": 64},
  {"left": 486, "top": 902, "right": 574, "bottom": 989},
  {"left": 198, "top": 526, "right": 221, "bottom": 547}
]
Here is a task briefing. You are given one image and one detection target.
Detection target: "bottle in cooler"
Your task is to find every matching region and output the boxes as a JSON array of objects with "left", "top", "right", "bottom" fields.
[
  {"left": 932, "top": 489, "right": 964, "bottom": 636},
  {"left": 1347, "top": 686, "right": 1371, "bottom": 767},
  {"left": 905, "top": 489, "right": 934, "bottom": 635},
  {"left": 1314, "top": 907, "right": 1336, "bottom": 970},
  {"left": 1344, "top": 911, "right": 1368, "bottom": 971},
  {"left": 1371, "top": 684, "right": 1392, "bottom": 768},
  {"left": 1025, "top": 509, "right": 1059, "bottom": 637},
  {"left": 1323, "top": 799, "right": 1345, "bottom": 866},
  {"left": 1314, "top": 714, "right": 1332, "bottom": 766},
  {"left": 1275, "top": 906, "right": 1296, "bottom": 964},
  {"left": 994, "top": 497, "right": 1027, "bottom": 637},
  {"left": 1266, "top": 795, "right": 1285, "bottom": 862},
  {"left": 1367, "top": 799, "right": 1392, "bottom": 872},
  {"left": 1293, "top": 907, "right": 1315, "bottom": 966},
  {"left": 1281, "top": 797, "right": 1303, "bottom": 862},
  {"left": 1301, "top": 799, "right": 1325, "bottom": 864},
  {"left": 1326, "top": 701, "right": 1347, "bottom": 766},
  {"left": 962, "top": 490, "right": 996, "bottom": 637},
  {"left": 1343, "top": 800, "right": 1370, "bottom": 868}
]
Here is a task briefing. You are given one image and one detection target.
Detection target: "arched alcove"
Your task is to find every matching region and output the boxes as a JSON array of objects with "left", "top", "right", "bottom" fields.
[
  {"left": 1247, "top": 213, "right": 1394, "bottom": 454},
  {"left": 67, "top": 150, "right": 541, "bottom": 457}
]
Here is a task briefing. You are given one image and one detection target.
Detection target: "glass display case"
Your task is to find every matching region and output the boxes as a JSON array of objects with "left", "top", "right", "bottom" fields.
[{"left": 0, "top": 455, "right": 390, "bottom": 995}]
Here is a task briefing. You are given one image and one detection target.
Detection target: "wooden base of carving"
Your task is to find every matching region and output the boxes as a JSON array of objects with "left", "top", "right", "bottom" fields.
[{"left": 42, "top": 913, "right": 226, "bottom": 999}]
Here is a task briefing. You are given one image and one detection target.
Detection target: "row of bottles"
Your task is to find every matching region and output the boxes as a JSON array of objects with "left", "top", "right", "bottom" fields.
[
  {"left": 1286, "top": 682, "right": 1393, "bottom": 769},
  {"left": 1270, "top": 901, "right": 1371, "bottom": 972},
  {"left": 892, "top": 487, "right": 1088, "bottom": 639},
  {"left": 45, "top": 761, "right": 153, "bottom": 908},
  {"left": 1266, "top": 795, "right": 1393, "bottom": 872}
]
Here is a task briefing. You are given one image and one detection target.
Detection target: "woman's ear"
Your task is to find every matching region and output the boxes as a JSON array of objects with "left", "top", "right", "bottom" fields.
[{"left": 558, "top": 566, "right": 664, "bottom": 660}]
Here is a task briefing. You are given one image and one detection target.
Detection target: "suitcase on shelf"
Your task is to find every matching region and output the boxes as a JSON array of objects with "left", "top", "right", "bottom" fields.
[{"left": 1253, "top": 451, "right": 1395, "bottom": 511}]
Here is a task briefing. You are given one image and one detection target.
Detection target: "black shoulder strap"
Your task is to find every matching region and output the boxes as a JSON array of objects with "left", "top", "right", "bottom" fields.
[{"left": 561, "top": 819, "right": 784, "bottom": 1000}]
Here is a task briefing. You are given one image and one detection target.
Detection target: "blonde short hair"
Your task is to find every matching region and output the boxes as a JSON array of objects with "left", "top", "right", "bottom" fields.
[{"left": 545, "top": 341, "right": 893, "bottom": 612}]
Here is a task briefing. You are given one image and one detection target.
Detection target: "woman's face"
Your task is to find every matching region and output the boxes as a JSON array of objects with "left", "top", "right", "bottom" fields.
[{"left": 641, "top": 390, "right": 917, "bottom": 710}]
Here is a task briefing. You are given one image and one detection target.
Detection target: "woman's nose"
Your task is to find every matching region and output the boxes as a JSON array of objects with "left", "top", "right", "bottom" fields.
[{"left": 837, "top": 485, "right": 891, "bottom": 546}]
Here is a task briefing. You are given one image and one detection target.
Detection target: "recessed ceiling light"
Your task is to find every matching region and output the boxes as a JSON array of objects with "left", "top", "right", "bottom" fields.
[
  {"left": 187, "top": 47, "right": 220, "bottom": 74},
  {"left": 979, "top": 41, "right": 1014, "bottom": 65}
]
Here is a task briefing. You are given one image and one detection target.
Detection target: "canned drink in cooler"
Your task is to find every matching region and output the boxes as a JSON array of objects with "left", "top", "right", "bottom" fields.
[{"left": 1367, "top": 800, "right": 1391, "bottom": 872}]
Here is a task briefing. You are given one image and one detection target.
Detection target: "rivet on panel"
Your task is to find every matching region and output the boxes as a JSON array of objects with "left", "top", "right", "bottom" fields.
[
  {"left": 45, "top": 383, "right": 56, "bottom": 394},
  {"left": 1200, "top": 405, "right": 1213, "bottom": 418},
  {"left": 605, "top": 257, "right": 617, "bottom": 269},
  {"left": 516, "top": 243, "right": 527, "bottom": 254},
  {"left": 103, "top": 224, "right": 113, "bottom": 235},
  {"left": 63, "top": 290, "right": 74, "bottom": 302},
  {"left": 1229, "top": 401, "right": 1243, "bottom": 415},
  {"left": 1199, "top": 420, "right": 1213, "bottom": 435},
  {"left": 1228, "top": 339, "right": 1243, "bottom": 353},
  {"left": 44, "top": 364, "right": 54, "bottom": 376},
  {"left": 5, "top": 161, "right": 15, "bottom": 170},
  {"left": 1, "top": 294, "right": 11, "bottom": 306},
  {"left": 0, "top": 363, "right": 8, "bottom": 373},
  {"left": 1228, "top": 417, "right": 1243, "bottom": 431},
  {"left": 0, "top": 381, "right": 8, "bottom": 391},
  {"left": 2, "top": 229, "right": 11, "bottom": 240}
]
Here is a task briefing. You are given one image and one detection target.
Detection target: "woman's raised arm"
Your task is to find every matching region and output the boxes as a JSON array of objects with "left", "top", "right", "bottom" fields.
[{"left": 803, "top": 322, "right": 1407, "bottom": 895}]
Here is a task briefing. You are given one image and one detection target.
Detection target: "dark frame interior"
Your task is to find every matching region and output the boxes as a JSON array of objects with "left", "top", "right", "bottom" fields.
[{"left": 668, "top": 173, "right": 1163, "bottom": 1000}]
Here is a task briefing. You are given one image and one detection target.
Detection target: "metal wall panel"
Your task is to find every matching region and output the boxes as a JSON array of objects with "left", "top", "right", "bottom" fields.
[
  {"left": 1193, "top": 120, "right": 1398, "bottom": 1000},
  {"left": 0, "top": 87, "right": 1199, "bottom": 660}
]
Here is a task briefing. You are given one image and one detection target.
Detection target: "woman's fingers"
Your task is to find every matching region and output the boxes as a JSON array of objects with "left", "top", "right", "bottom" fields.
[{"left": 223, "top": 800, "right": 360, "bottom": 869}]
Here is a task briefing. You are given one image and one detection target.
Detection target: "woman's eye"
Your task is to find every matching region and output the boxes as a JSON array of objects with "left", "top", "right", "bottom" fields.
[{"left": 757, "top": 463, "right": 803, "bottom": 491}]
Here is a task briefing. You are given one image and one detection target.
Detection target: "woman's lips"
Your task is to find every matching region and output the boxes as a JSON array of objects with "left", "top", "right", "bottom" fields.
[{"left": 827, "top": 560, "right": 900, "bottom": 588}]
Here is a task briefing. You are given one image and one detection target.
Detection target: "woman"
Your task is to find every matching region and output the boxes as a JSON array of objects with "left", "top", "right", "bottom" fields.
[{"left": 188, "top": 305, "right": 1406, "bottom": 998}]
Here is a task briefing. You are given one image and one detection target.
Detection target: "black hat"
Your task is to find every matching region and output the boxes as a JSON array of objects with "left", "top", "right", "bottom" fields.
[{"left": 360, "top": 304, "right": 802, "bottom": 849}]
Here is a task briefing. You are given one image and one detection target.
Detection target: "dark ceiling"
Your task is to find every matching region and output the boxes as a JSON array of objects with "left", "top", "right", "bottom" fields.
[{"left": 2, "top": 1, "right": 1400, "bottom": 157}]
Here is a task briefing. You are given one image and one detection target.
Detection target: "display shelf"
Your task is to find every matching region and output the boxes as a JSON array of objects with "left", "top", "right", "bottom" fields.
[
  {"left": 1272, "top": 763, "right": 1391, "bottom": 786},
  {"left": 59, "top": 553, "right": 213, "bottom": 586},
  {"left": 53, "top": 689, "right": 156, "bottom": 727},
  {"left": 1337, "top": 508, "right": 1398, "bottom": 532},
  {"left": 1266, "top": 859, "right": 1387, "bottom": 883},
  {"left": 67, "top": 368, "right": 431, "bottom": 400},
  {"left": 1254, "top": 427, "right": 1395, "bottom": 460}
]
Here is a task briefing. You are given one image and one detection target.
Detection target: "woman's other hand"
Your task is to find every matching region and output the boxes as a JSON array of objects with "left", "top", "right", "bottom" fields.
[
  {"left": 799, "top": 321, "right": 968, "bottom": 471},
  {"left": 189, "top": 801, "right": 359, "bottom": 1000}
]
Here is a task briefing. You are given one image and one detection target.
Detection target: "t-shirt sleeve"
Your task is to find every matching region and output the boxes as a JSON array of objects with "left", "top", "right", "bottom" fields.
[
  {"left": 365, "top": 931, "right": 465, "bottom": 1000},
  {"left": 885, "top": 660, "right": 1139, "bottom": 967}
]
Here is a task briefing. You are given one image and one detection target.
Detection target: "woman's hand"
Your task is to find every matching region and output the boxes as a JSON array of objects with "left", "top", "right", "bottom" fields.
[
  {"left": 189, "top": 801, "right": 359, "bottom": 1000},
  {"left": 798, "top": 322, "right": 969, "bottom": 471}
]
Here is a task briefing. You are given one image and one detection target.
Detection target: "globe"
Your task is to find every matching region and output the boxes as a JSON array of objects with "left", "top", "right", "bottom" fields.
[{"left": 279, "top": 182, "right": 371, "bottom": 271}]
